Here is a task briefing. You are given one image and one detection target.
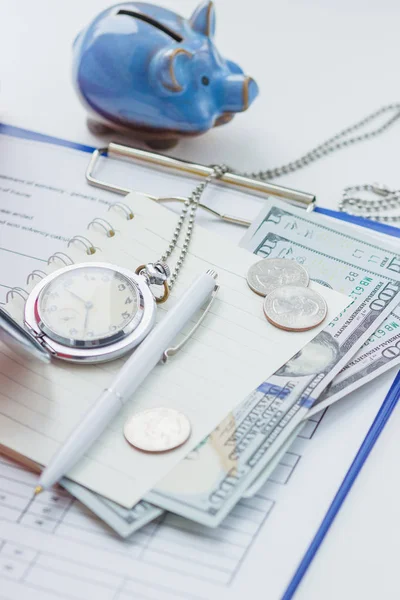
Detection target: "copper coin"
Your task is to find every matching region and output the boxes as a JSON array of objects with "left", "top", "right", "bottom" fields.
[
  {"left": 263, "top": 285, "right": 327, "bottom": 331},
  {"left": 124, "top": 407, "right": 191, "bottom": 452}
]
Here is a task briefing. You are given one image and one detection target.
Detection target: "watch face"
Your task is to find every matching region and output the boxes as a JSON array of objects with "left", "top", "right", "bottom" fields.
[{"left": 36, "top": 265, "right": 143, "bottom": 347}]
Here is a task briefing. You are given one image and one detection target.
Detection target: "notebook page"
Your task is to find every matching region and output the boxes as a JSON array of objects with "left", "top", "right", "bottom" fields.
[{"left": 0, "top": 192, "right": 347, "bottom": 507}]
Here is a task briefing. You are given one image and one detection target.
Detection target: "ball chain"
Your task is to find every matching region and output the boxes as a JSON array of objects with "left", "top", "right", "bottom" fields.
[
  {"left": 339, "top": 184, "right": 400, "bottom": 222},
  {"left": 158, "top": 164, "right": 228, "bottom": 290},
  {"left": 237, "top": 103, "right": 400, "bottom": 183},
  {"left": 232, "top": 103, "right": 400, "bottom": 222}
]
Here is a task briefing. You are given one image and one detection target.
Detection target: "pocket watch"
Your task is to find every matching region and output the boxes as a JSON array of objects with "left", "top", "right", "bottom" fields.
[
  {"left": 23, "top": 261, "right": 166, "bottom": 363},
  {"left": 0, "top": 165, "right": 227, "bottom": 364}
]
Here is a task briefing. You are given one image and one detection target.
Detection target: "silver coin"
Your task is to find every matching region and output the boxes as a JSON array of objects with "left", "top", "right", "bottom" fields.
[
  {"left": 124, "top": 407, "right": 191, "bottom": 452},
  {"left": 263, "top": 285, "right": 327, "bottom": 332},
  {"left": 246, "top": 258, "right": 309, "bottom": 297}
]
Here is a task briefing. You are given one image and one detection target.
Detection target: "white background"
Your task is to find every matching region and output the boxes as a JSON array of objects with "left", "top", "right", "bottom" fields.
[{"left": 1, "top": 0, "right": 400, "bottom": 597}]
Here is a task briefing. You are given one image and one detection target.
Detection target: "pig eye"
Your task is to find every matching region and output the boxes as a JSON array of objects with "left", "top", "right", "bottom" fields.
[{"left": 201, "top": 76, "right": 210, "bottom": 86}]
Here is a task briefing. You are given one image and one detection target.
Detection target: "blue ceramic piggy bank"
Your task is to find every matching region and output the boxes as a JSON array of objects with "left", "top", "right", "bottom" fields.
[{"left": 73, "top": 1, "right": 259, "bottom": 148}]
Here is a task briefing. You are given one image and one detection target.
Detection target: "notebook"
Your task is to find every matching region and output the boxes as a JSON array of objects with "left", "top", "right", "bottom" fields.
[{"left": 0, "top": 191, "right": 346, "bottom": 507}]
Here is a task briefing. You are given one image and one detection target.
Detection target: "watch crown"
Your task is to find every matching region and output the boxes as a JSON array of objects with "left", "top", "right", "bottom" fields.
[
  {"left": 142, "top": 262, "right": 170, "bottom": 286},
  {"left": 154, "top": 262, "right": 171, "bottom": 279}
]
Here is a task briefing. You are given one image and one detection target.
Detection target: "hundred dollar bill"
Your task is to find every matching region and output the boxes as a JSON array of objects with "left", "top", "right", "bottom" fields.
[
  {"left": 239, "top": 312, "right": 400, "bottom": 495},
  {"left": 61, "top": 479, "right": 162, "bottom": 538},
  {"left": 243, "top": 200, "right": 400, "bottom": 399},
  {"left": 240, "top": 423, "right": 305, "bottom": 498},
  {"left": 146, "top": 252, "right": 400, "bottom": 525},
  {"left": 228, "top": 204, "right": 400, "bottom": 492},
  {"left": 308, "top": 310, "right": 400, "bottom": 417},
  {"left": 241, "top": 200, "right": 400, "bottom": 279}
]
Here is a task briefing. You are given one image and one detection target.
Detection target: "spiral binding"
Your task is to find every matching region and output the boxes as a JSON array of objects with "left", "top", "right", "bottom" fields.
[
  {"left": 26, "top": 270, "right": 47, "bottom": 285},
  {"left": 6, "top": 287, "right": 29, "bottom": 303},
  {"left": 88, "top": 217, "right": 116, "bottom": 237},
  {"left": 108, "top": 201, "right": 134, "bottom": 220},
  {"left": 5, "top": 203, "right": 136, "bottom": 308},
  {"left": 47, "top": 252, "right": 74, "bottom": 266},
  {"left": 67, "top": 236, "right": 97, "bottom": 255}
]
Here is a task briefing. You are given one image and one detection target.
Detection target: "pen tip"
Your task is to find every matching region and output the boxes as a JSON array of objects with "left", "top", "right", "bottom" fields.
[{"left": 33, "top": 485, "right": 43, "bottom": 496}]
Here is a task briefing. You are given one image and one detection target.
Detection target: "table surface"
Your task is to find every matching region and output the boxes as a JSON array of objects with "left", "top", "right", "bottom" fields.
[{"left": 1, "top": 1, "right": 400, "bottom": 597}]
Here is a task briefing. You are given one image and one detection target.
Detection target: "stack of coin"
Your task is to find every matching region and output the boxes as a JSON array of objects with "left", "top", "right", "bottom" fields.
[{"left": 246, "top": 258, "right": 327, "bottom": 332}]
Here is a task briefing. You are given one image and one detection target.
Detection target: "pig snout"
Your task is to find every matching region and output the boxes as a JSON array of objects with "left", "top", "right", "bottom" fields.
[{"left": 221, "top": 75, "right": 259, "bottom": 113}]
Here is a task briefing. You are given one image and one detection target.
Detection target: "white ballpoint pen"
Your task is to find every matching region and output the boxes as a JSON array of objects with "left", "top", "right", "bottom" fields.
[{"left": 34, "top": 269, "right": 218, "bottom": 494}]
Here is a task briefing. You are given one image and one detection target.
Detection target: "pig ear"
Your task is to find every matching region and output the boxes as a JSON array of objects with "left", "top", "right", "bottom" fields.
[
  {"left": 150, "top": 48, "right": 194, "bottom": 94},
  {"left": 190, "top": 1, "right": 216, "bottom": 37},
  {"left": 226, "top": 60, "right": 244, "bottom": 75}
]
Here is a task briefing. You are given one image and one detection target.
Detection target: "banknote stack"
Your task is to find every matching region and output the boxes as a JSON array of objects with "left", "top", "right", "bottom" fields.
[{"left": 62, "top": 201, "right": 400, "bottom": 537}]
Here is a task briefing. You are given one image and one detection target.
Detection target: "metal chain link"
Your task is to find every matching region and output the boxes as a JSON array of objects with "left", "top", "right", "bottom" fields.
[
  {"left": 338, "top": 183, "right": 400, "bottom": 222},
  {"left": 236, "top": 103, "right": 400, "bottom": 182},
  {"left": 158, "top": 164, "right": 228, "bottom": 290}
]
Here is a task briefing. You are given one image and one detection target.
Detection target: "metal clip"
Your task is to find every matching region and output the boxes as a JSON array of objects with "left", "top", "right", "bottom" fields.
[
  {"left": 86, "top": 144, "right": 316, "bottom": 214},
  {"left": 162, "top": 283, "right": 219, "bottom": 363},
  {"left": 155, "top": 196, "right": 252, "bottom": 227}
]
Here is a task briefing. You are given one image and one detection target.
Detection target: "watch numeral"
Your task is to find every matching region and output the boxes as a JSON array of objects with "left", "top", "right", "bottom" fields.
[
  {"left": 109, "top": 325, "right": 117, "bottom": 332},
  {"left": 121, "top": 311, "right": 130, "bottom": 319},
  {"left": 118, "top": 284, "right": 126, "bottom": 291},
  {"left": 125, "top": 296, "right": 132, "bottom": 304}
]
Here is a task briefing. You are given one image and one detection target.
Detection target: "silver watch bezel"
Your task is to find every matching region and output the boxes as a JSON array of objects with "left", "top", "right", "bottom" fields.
[{"left": 24, "top": 262, "right": 157, "bottom": 363}]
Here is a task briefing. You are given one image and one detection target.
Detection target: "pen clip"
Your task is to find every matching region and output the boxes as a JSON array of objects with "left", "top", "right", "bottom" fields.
[{"left": 161, "top": 283, "right": 219, "bottom": 363}]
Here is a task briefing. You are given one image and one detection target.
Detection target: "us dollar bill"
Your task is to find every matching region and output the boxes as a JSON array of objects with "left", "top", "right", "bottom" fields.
[
  {"left": 146, "top": 234, "right": 400, "bottom": 526},
  {"left": 241, "top": 201, "right": 400, "bottom": 279},
  {"left": 241, "top": 310, "right": 400, "bottom": 493},
  {"left": 243, "top": 200, "right": 400, "bottom": 404},
  {"left": 240, "top": 422, "right": 306, "bottom": 498},
  {"left": 309, "top": 309, "right": 400, "bottom": 416},
  {"left": 61, "top": 479, "right": 162, "bottom": 538}
]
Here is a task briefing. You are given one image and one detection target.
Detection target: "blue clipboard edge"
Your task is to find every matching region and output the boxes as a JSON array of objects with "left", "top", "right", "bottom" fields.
[
  {"left": 0, "top": 122, "right": 95, "bottom": 154},
  {"left": 1, "top": 122, "right": 400, "bottom": 597},
  {"left": 283, "top": 371, "right": 400, "bottom": 599},
  {"left": 315, "top": 207, "right": 400, "bottom": 239}
]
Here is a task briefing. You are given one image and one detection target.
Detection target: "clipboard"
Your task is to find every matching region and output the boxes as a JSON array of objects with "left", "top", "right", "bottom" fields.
[
  {"left": 85, "top": 140, "right": 400, "bottom": 239},
  {"left": 0, "top": 122, "right": 399, "bottom": 598}
]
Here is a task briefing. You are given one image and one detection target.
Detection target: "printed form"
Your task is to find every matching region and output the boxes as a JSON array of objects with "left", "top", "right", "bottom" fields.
[{"left": 0, "top": 131, "right": 397, "bottom": 599}]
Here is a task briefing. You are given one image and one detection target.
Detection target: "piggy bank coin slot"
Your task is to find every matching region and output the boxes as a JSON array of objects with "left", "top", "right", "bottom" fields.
[{"left": 117, "top": 9, "right": 183, "bottom": 42}]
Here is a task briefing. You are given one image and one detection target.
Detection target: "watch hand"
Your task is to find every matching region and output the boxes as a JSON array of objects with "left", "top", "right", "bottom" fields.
[
  {"left": 66, "top": 289, "right": 87, "bottom": 304},
  {"left": 83, "top": 306, "right": 90, "bottom": 334}
]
